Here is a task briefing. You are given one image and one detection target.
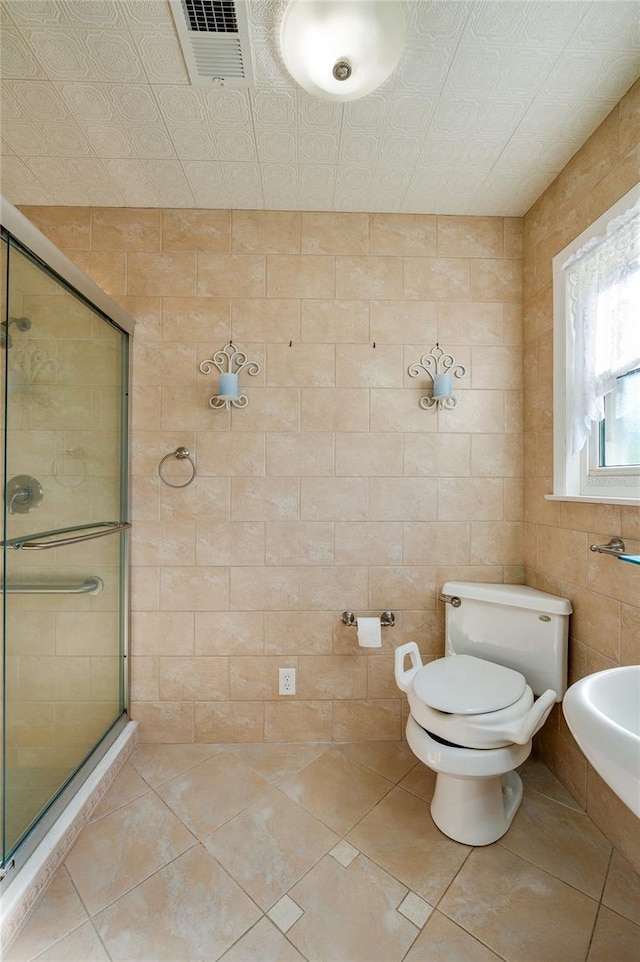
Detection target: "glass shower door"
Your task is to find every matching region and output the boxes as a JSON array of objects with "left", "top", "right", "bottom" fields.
[{"left": 2, "top": 234, "right": 129, "bottom": 863}]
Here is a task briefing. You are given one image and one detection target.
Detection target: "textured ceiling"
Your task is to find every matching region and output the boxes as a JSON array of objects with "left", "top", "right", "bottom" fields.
[{"left": 0, "top": 0, "right": 638, "bottom": 215}]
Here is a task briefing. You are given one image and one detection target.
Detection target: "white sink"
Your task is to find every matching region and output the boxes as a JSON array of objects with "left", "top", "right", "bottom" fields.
[{"left": 563, "top": 665, "right": 640, "bottom": 817}]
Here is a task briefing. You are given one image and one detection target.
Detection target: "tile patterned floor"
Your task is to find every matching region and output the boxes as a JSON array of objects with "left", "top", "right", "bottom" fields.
[{"left": 6, "top": 744, "right": 640, "bottom": 962}]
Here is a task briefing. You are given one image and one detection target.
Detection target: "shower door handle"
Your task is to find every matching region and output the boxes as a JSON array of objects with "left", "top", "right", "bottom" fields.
[
  {"left": 6, "top": 577, "right": 103, "bottom": 594},
  {"left": 5, "top": 521, "right": 131, "bottom": 550}
]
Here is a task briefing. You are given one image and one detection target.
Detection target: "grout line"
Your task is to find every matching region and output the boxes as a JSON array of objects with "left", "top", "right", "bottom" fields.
[
  {"left": 80, "top": 832, "right": 200, "bottom": 924},
  {"left": 130, "top": 747, "right": 229, "bottom": 793},
  {"left": 585, "top": 901, "right": 604, "bottom": 962},
  {"left": 216, "top": 915, "right": 266, "bottom": 962},
  {"left": 597, "top": 845, "right": 615, "bottom": 906},
  {"left": 522, "top": 782, "right": 586, "bottom": 815},
  {"left": 89, "top": 917, "right": 114, "bottom": 962},
  {"left": 493, "top": 833, "right": 607, "bottom": 905},
  {"left": 19, "top": 867, "right": 95, "bottom": 962},
  {"left": 432, "top": 844, "right": 474, "bottom": 912}
]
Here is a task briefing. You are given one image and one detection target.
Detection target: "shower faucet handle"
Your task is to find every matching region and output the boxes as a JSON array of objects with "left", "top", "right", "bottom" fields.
[{"left": 5, "top": 475, "right": 43, "bottom": 514}]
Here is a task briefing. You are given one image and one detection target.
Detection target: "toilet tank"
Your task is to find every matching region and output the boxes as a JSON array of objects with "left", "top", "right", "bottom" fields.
[{"left": 441, "top": 582, "right": 573, "bottom": 700}]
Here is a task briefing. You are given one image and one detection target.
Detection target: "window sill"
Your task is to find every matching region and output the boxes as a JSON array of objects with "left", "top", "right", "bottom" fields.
[{"left": 545, "top": 494, "right": 640, "bottom": 507}]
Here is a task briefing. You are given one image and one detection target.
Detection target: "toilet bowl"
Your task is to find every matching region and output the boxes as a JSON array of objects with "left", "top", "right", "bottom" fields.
[
  {"left": 406, "top": 715, "right": 530, "bottom": 846},
  {"left": 395, "top": 582, "right": 572, "bottom": 845}
]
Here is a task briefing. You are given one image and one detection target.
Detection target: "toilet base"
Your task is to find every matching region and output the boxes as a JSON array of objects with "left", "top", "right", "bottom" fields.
[
  {"left": 431, "top": 769, "right": 523, "bottom": 846},
  {"left": 405, "top": 714, "right": 529, "bottom": 846}
]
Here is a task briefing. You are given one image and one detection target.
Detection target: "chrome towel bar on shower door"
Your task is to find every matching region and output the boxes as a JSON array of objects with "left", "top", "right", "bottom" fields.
[
  {"left": 5, "top": 577, "right": 103, "bottom": 594},
  {"left": 3, "top": 520, "right": 131, "bottom": 551}
]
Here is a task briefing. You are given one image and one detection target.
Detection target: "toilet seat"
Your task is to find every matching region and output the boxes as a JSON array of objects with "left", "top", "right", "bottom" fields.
[
  {"left": 413, "top": 654, "right": 526, "bottom": 714},
  {"left": 408, "top": 654, "right": 534, "bottom": 750}
]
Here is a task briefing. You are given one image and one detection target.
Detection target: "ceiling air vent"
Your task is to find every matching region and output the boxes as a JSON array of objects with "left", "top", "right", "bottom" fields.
[{"left": 169, "top": 0, "right": 254, "bottom": 87}]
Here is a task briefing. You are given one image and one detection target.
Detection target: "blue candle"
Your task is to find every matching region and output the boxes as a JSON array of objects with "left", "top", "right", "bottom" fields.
[
  {"left": 219, "top": 372, "right": 238, "bottom": 397},
  {"left": 433, "top": 372, "right": 452, "bottom": 397}
]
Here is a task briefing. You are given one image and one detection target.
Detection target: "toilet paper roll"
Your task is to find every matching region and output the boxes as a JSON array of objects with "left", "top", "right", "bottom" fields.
[{"left": 356, "top": 617, "right": 382, "bottom": 648}]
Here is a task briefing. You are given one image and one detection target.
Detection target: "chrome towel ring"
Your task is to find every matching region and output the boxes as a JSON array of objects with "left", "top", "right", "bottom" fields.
[{"left": 158, "top": 446, "right": 196, "bottom": 488}]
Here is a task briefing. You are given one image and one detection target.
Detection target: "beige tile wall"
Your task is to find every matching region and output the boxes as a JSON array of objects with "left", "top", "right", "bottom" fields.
[
  {"left": 523, "top": 78, "right": 640, "bottom": 871},
  {"left": 22, "top": 204, "right": 524, "bottom": 747}
]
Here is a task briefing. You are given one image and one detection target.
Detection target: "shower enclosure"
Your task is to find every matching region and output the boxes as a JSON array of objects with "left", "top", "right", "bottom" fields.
[{"left": 0, "top": 200, "right": 133, "bottom": 881}]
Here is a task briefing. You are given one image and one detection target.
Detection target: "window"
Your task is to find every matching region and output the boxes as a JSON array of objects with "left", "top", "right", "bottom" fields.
[
  {"left": 552, "top": 183, "right": 640, "bottom": 505},
  {"left": 599, "top": 367, "right": 640, "bottom": 466}
]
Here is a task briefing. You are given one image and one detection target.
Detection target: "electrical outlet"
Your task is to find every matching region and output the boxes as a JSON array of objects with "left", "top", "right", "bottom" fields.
[{"left": 279, "top": 667, "right": 296, "bottom": 695}]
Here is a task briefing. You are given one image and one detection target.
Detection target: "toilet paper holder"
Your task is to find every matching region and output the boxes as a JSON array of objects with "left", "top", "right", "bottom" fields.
[{"left": 341, "top": 610, "right": 395, "bottom": 627}]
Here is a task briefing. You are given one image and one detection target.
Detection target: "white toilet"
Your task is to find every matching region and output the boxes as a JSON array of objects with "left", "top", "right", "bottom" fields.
[{"left": 395, "top": 581, "right": 572, "bottom": 846}]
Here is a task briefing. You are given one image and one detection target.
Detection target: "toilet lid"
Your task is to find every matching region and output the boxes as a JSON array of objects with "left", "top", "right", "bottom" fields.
[{"left": 412, "top": 654, "right": 527, "bottom": 714}]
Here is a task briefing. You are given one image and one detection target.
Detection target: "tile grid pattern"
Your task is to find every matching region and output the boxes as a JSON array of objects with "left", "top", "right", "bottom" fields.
[
  {"left": 522, "top": 77, "right": 640, "bottom": 872},
  {"left": 20, "top": 204, "right": 525, "bottom": 748},
  {"left": 1, "top": 1, "right": 639, "bottom": 214},
  {"left": 6, "top": 744, "right": 640, "bottom": 962}
]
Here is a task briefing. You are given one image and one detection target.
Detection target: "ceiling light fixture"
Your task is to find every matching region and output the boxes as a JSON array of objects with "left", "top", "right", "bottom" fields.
[{"left": 280, "top": 0, "right": 406, "bottom": 102}]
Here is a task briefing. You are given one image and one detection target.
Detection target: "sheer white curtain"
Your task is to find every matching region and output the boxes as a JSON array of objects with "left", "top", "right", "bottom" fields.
[{"left": 563, "top": 199, "right": 640, "bottom": 456}]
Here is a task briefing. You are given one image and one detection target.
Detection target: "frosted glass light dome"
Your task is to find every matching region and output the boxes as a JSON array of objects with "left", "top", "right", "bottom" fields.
[{"left": 280, "top": 0, "right": 406, "bottom": 102}]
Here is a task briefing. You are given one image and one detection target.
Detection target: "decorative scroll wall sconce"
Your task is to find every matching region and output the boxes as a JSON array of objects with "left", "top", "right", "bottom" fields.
[
  {"left": 408, "top": 344, "right": 467, "bottom": 410},
  {"left": 199, "top": 341, "right": 261, "bottom": 410}
]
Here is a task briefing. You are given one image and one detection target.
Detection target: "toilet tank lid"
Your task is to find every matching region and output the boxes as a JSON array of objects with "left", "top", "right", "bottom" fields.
[{"left": 442, "top": 582, "right": 572, "bottom": 615}]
